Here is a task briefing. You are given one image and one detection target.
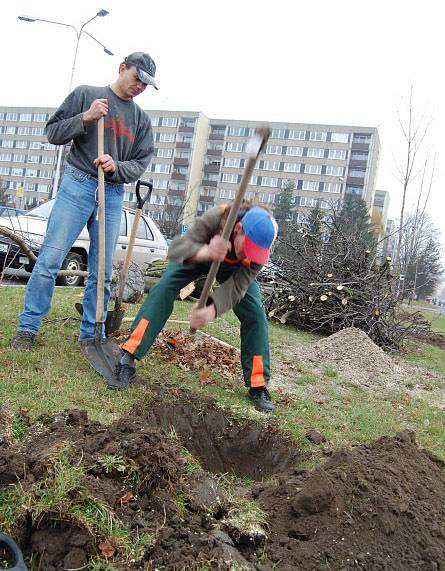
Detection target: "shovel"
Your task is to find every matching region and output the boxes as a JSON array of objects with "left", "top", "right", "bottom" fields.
[
  {"left": 0, "top": 533, "right": 28, "bottom": 570},
  {"left": 191, "top": 127, "right": 270, "bottom": 333},
  {"left": 79, "top": 116, "right": 122, "bottom": 382},
  {"left": 105, "top": 180, "right": 153, "bottom": 336}
]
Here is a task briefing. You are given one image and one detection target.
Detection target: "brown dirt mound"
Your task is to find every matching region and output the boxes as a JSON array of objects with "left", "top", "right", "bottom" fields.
[{"left": 0, "top": 389, "right": 444, "bottom": 570}]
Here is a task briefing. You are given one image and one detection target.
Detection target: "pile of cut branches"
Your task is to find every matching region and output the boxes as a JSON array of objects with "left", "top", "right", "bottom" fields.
[{"left": 264, "top": 204, "right": 430, "bottom": 350}]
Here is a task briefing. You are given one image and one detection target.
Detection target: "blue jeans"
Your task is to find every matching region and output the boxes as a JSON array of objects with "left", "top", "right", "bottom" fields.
[{"left": 18, "top": 165, "right": 124, "bottom": 340}]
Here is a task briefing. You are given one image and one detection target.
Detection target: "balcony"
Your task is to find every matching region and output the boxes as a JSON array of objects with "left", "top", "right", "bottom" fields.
[
  {"left": 171, "top": 171, "right": 186, "bottom": 181},
  {"left": 178, "top": 125, "right": 194, "bottom": 134},
  {"left": 351, "top": 142, "right": 370, "bottom": 151},
  {"left": 201, "top": 179, "right": 217, "bottom": 187},
  {"left": 173, "top": 158, "right": 189, "bottom": 167},
  {"left": 204, "top": 164, "right": 221, "bottom": 173},
  {"left": 209, "top": 132, "right": 225, "bottom": 141},
  {"left": 199, "top": 195, "right": 215, "bottom": 203},
  {"left": 176, "top": 141, "right": 191, "bottom": 149},
  {"left": 346, "top": 176, "right": 365, "bottom": 186},
  {"left": 349, "top": 159, "right": 367, "bottom": 168},
  {"left": 206, "top": 148, "right": 222, "bottom": 157}
]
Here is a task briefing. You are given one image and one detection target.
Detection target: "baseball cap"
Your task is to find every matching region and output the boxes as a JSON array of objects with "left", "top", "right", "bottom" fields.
[
  {"left": 124, "top": 52, "right": 158, "bottom": 89},
  {"left": 241, "top": 207, "right": 278, "bottom": 265}
]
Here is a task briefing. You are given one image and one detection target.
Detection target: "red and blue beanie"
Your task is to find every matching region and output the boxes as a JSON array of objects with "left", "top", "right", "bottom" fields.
[{"left": 241, "top": 207, "right": 278, "bottom": 265}]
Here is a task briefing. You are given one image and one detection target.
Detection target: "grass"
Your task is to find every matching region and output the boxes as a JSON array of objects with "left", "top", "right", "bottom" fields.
[{"left": 1, "top": 283, "right": 445, "bottom": 565}]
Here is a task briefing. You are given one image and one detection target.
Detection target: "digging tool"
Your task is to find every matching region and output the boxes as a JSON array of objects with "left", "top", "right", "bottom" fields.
[
  {"left": 79, "top": 117, "right": 122, "bottom": 381},
  {"left": 0, "top": 533, "right": 28, "bottom": 571},
  {"left": 191, "top": 127, "right": 270, "bottom": 333},
  {"left": 105, "top": 180, "right": 153, "bottom": 335}
]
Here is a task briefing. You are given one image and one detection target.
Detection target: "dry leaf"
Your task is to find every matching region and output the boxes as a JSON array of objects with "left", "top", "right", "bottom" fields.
[
  {"left": 98, "top": 539, "right": 116, "bottom": 559},
  {"left": 120, "top": 491, "right": 136, "bottom": 505}
]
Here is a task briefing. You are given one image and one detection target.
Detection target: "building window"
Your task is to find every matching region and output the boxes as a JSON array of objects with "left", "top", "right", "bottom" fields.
[
  {"left": 150, "top": 117, "right": 160, "bottom": 126},
  {"left": 331, "top": 132, "right": 349, "bottom": 143},
  {"left": 13, "top": 154, "right": 26, "bottom": 162},
  {"left": 0, "top": 140, "right": 13, "bottom": 148},
  {"left": 225, "top": 142, "right": 244, "bottom": 152},
  {"left": 33, "top": 113, "right": 49, "bottom": 122},
  {"left": 261, "top": 177, "right": 278, "bottom": 187},
  {"left": 325, "top": 165, "right": 344, "bottom": 176},
  {"left": 265, "top": 145, "right": 282, "bottom": 155},
  {"left": 37, "top": 184, "right": 49, "bottom": 192},
  {"left": 283, "top": 162, "right": 300, "bottom": 172},
  {"left": 17, "top": 127, "right": 30, "bottom": 135},
  {"left": 6, "top": 113, "right": 18, "bottom": 121},
  {"left": 348, "top": 168, "right": 365, "bottom": 178},
  {"left": 328, "top": 149, "right": 347, "bottom": 160},
  {"left": 205, "top": 173, "right": 219, "bottom": 181},
  {"left": 153, "top": 179, "right": 169, "bottom": 189},
  {"left": 286, "top": 146, "right": 303, "bottom": 156},
  {"left": 353, "top": 133, "right": 371, "bottom": 144},
  {"left": 158, "top": 133, "right": 176, "bottom": 142},
  {"left": 224, "top": 157, "right": 242, "bottom": 168},
  {"left": 306, "top": 147, "right": 324, "bottom": 158},
  {"left": 346, "top": 185, "right": 363, "bottom": 195},
  {"left": 11, "top": 167, "right": 23, "bottom": 176},
  {"left": 25, "top": 168, "right": 38, "bottom": 177},
  {"left": 42, "top": 156, "right": 55, "bottom": 164},
  {"left": 0, "top": 166, "right": 10, "bottom": 175},
  {"left": 19, "top": 113, "right": 32, "bottom": 121},
  {"left": 151, "top": 163, "right": 171, "bottom": 173},
  {"left": 161, "top": 117, "right": 178, "bottom": 127},
  {"left": 288, "top": 130, "right": 305, "bottom": 140},
  {"left": 38, "top": 170, "right": 52, "bottom": 178},
  {"left": 221, "top": 173, "right": 239, "bottom": 183},
  {"left": 262, "top": 160, "right": 280, "bottom": 171},
  {"left": 324, "top": 182, "right": 342, "bottom": 193},
  {"left": 351, "top": 151, "right": 368, "bottom": 161},
  {"left": 27, "top": 155, "right": 39, "bottom": 164},
  {"left": 304, "top": 164, "right": 322, "bottom": 174},
  {"left": 156, "top": 148, "right": 173, "bottom": 158},
  {"left": 309, "top": 131, "right": 327, "bottom": 141},
  {"left": 250, "top": 175, "right": 258, "bottom": 185},
  {"left": 0, "top": 153, "right": 12, "bottom": 161},
  {"left": 30, "top": 127, "right": 45, "bottom": 136},
  {"left": 302, "top": 180, "right": 320, "bottom": 191},
  {"left": 219, "top": 188, "right": 236, "bottom": 199},
  {"left": 0, "top": 126, "right": 15, "bottom": 134},
  {"left": 271, "top": 128, "right": 285, "bottom": 139}
]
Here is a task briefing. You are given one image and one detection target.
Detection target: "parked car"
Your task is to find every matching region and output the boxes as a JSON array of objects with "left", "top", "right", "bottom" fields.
[
  {"left": 0, "top": 199, "right": 168, "bottom": 286},
  {"left": 0, "top": 206, "right": 26, "bottom": 217}
]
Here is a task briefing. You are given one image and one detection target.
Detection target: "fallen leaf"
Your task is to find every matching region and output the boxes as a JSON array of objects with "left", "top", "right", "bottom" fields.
[
  {"left": 98, "top": 539, "right": 116, "bottom": 559},
  {"left": 120, "top": 491, "right": 136, "bottom": 505}
]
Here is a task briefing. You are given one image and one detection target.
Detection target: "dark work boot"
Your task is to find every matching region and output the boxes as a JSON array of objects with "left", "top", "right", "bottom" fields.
[
  {"left": 108, "top": 362, "right": 136, "bottom": 390},
  {"left": 11, "top": 331, "right": 36, "bottom": 351},
  {"left": 248, "top": 386, "right": 275, "bottom": 413}
]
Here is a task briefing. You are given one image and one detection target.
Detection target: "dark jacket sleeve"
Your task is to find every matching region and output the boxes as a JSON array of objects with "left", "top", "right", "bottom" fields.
[
  {"left": 168, "top": 205, "right": 263, "bottom": 316},
  {"left": 45, "top": 88, "right": 87, "bottom": 145}
]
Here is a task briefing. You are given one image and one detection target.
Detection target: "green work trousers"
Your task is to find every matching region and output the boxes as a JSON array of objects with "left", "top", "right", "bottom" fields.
[{"left": 122, "top": 262, "right": 270, "bottom": 388}]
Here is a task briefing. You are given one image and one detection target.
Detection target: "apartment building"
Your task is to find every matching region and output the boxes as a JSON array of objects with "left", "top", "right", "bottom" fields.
[{"left": 0, "top": 106, "right": 380, "bottom": 230}]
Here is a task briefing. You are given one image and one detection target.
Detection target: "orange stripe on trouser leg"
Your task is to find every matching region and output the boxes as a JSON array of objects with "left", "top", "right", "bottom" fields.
[
  {"left": 122, "top": 318, "right": 149, "bottom": 355},
  {"left": 250, "top": 355, "right": 266, "bottom": 388}
]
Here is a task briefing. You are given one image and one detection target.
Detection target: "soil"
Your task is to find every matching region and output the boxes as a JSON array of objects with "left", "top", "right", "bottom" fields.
[{"left": 0, "top": 389, "right": 444, "bottom": 570}]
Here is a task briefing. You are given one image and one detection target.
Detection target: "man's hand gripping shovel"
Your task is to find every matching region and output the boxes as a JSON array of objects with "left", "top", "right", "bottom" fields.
[{"left": 190, "top": 127, "right": 270, "bottom": 333}]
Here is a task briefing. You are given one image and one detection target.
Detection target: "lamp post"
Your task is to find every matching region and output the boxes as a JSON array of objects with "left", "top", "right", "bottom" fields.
[{"left": 18, "top": 10, "right": 114, "bottom": 198}]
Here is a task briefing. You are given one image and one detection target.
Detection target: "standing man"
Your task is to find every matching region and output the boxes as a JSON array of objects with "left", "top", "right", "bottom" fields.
[
  {"left": 11, "top": 52, "right": 157, "bottom": 350},
  {"left": 113, "top": 202, "right": 278, "bottom": 413}
]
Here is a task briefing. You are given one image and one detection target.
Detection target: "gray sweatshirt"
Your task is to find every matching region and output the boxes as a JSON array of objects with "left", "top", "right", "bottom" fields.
[
  {"left": 46, "top": 85, "right": 154, "bottom": 184},
  {"left": 168, "top": 205, "right": 263, "bottom": 316}
]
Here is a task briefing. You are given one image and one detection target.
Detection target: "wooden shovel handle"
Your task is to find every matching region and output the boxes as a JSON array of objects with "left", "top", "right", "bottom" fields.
[
  {"left": 191, "top": 127, "right": 270, "bottom": 331},
  {"left": 96, "top": 117, "right": 106, "bottom": 324}
]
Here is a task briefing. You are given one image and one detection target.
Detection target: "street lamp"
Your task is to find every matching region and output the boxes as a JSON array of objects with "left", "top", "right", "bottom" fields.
[{"left": 18, "top": 10, "right": 114, "bottom": 198}]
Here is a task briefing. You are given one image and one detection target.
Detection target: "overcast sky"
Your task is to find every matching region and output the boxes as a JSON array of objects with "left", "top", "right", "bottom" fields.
[{"left": 1, "top": 0, "right": 444, "bottom": 257}]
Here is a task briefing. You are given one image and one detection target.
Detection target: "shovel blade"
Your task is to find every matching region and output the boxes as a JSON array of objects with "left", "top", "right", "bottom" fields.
[
  {"left": 79, "top": 337, "right": 123, "bottom": 382},
  {"left": 105, "top": 309, "right": 125, "bottom": 336}
]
